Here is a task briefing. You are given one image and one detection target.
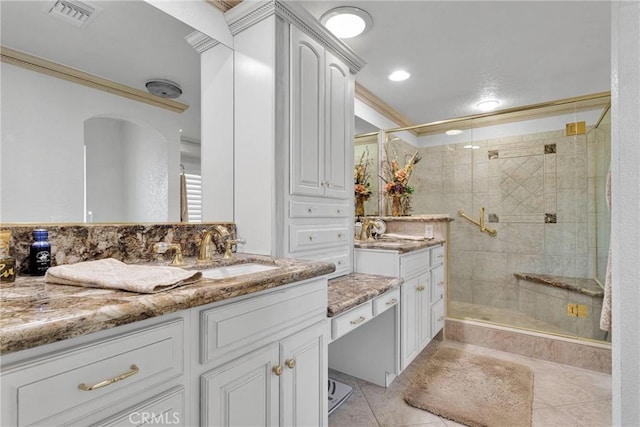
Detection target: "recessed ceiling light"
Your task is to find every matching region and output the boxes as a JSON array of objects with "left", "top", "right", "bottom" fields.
[
  {"left": 388, "top": 70, "right": 410, "bottom": 82},
  {"left": 445, "top": 129, "right": 463, "bottom": 136},
  {"left": 476, "top": 99, "right": 500, "bottom": 111},
  {"left": 320, "top": 7, "right": 372, "bottom": 39}
]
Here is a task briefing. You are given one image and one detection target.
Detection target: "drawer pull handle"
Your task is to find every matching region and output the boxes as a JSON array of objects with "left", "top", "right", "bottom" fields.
[
  {"left": 273, "top": 365, "right": 283, "bottom": 376},
  {"left": 78, "top": 364, "right": 139, "bottom": 391},
  {"left": 437, "top": 316, "right": 445, "bottom": 321},
  {"left": 285, "top": 359, "right": 296, "bottom": 369},
  {"left": 350, "top": 316, "right": 366, "bottom": 325},
  {"left": 386, "top": 298, "right": 398, "bottom": 305},
  {"left": 438, "top": 281, "right": 445, "bottom": 286},
  {"left": 416, "top": 285, "right": 425, "bottom": 291}
]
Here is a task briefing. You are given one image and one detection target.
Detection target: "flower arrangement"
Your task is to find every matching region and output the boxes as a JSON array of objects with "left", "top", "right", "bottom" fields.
[
  {"left": 382, "top": 148, "right": 421, "bottom": 196},
  {"left": 354, "top": 149, "right": 372, "bottom": 199}
]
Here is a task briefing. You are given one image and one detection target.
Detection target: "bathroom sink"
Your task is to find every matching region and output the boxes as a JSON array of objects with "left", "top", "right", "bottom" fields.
[{"left": 198, "top": 263, "right": 280, "bottom": 280}]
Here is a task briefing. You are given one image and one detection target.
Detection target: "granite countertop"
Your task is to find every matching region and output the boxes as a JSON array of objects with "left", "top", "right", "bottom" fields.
[
  {"left": 354, "top": 237, "right": 446, "bottom": 253},
  {"left": 514, "top": 272, "right": 605, "bottom": 298},
  {"left": 327, "top": 272, "right": 403, "bottom": 317},
  {"left": 369, "top": 215, "right": 453, "bottom": 222},
  {"left": 0, "top": 254, "right": 335, "bottom": 355}
]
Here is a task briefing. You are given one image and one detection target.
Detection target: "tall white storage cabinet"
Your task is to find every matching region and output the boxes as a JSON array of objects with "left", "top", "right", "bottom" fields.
[{"left": 229, "top": 1, "right": 365, "bottom": 278}]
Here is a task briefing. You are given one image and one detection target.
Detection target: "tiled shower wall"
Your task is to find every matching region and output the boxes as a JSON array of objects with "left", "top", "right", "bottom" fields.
[{"left": 392, "top": 127, "right": 606, "bottom": 339}]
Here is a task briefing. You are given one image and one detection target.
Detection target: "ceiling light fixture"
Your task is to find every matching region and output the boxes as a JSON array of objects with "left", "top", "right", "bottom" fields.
[
  {"left": 445, "top": 129, "right": 463, "bottom": 136},
  {"left": 320, "top": 7, "right": 372, "bottom": 39},
  {"left": 145, "top": 79, "right": 182, "bottom": 99},
  {"left": 475, "top": 99, "right": 500, "bottom": 111},
  {"left": 388, "top": 70, "right": 411, "bottom": 82}
]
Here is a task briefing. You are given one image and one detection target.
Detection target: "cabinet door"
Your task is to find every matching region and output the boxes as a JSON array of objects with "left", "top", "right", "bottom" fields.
[
  {"left": 280, "top": 321, "right": 328, "bottom": 427},
  {"left": 290, "top": 26, "right": 325, "bottom": 197},
  {"left": 400, "top": 278, "right": 420, "bottom": 370},
  {"left": 323, "top": 51, "right": 352, "bottom": 199},
  {"left": 201, "top": 344, "right": 279, "bottom": 427},
  {"left": 417, "top": 272, "right": 432, "bottom": 349}
]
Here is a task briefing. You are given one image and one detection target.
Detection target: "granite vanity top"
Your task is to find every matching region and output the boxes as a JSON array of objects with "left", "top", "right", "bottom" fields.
[
  {"left": 370, "top": 215, "right": 453, "bottom": 222},
  {"left": 0, "top": 254, "right": 335, "bottom": 354},
  {"left": 514, "top": 272, "right": 604, "bottom": 298},
  {"left": 354, "top": 237, "right": 446, "bottom": 253},
  {"left": 327, "top": 273, "right": 403, "bottom": 317}
]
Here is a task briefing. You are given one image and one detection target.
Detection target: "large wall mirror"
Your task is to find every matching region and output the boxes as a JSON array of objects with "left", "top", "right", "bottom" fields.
[{"left": 1, "top": 0, "right": 230, "bottom": 223}]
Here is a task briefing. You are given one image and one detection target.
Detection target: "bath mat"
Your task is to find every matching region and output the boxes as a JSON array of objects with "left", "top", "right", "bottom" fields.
[{"left": 405, "top": 347, "right": 534, "bottom": 427}]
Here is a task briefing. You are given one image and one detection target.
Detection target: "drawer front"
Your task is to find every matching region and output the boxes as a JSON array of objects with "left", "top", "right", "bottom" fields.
[
  {"left": 201, "top": 278, "right": 327, "bottom": 365},
  {"left": 14, "top": 319, "right": 184, "bottom": 427},
  {"left": 431, "top": 244, "right": 445, "bottom": 266},
  {"left": 289, "top": 223, "right": 349, "bottom": 252},
  {"left": 95, "top": 387, "right": 185, "bottom": 427},
  {"left": 331, "top": 301, "right": 373, "bottom": 341},
  {"left": 301, "top": 249, "right": 350, "bottom": 278},
  {"left": 290, "top": 200, "right": 349, "bottom": 218},
  {"left": 400, "top": 249, "right": 430, "bottom": 279},
  {"left": 372, "top": 288, "right": 400, "bottom": 317},
  {"left": 430, "top": 264, "right": 445, "bottom": 303},
  {"left": 431, "top": 299, "right": 445, "bottom": 339}
]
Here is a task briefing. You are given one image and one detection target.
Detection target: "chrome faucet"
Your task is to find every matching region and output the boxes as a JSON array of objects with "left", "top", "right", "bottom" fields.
[{"left": 198, "top": 225, "right": 231, "bottom": 263}]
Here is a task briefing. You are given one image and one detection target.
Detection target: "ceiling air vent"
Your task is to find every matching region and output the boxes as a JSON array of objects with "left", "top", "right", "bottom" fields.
[{"left": 46, "top": 0, "right": 102, "bottom": 27}]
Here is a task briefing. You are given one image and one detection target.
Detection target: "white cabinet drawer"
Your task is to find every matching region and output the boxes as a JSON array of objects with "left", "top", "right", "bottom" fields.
[
  {"left": 331, "top": 301, "right": 373, "bottom": 341},
  {"left": 301, "top": 249, "right": 350, "bottom": 278},
  {"left": 9, "top": 319, "right": 184, "bottom": 427},
  {"left": 372, "top": 288, "right": 400, "bottom": 317},
  {"left": 431, "top": 299, "right": 445, "bottom": 339},
  {"left": 431, "top": 245, "right": 445, "bottom": 266},
  {"left": 201, "top": 278, "right": 327, "bottom": 365},
  {"left": 290, "top": 200, "right": 349, "bottom": 218},
  {"left": 289, "top": 224, "right": 349, "bottom": 252},
  {"left": 94, "top": 387, "right": 185, "bottom": 427},
  {"left": 400, "top": 249, "right": 430, "bottom": 279},
  {"left": 430, "top": 264, "right": 445, "bottom": 303}
]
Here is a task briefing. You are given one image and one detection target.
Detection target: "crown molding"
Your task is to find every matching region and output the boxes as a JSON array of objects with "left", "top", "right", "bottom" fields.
[
  {"left": 185, "top": 31, "right": 220, "bottom": 53},
  {"left": 1, "top": 46, "right": 189, "bottom": 114},
  {"left": 225, "top": 0, "right": 366, "bottom": 74},
  {"left": 355, "top": 83, "right": 416, "bottom": 133},
  {"left": 205, "top": 0, "right": 243, "bottom": 13}
]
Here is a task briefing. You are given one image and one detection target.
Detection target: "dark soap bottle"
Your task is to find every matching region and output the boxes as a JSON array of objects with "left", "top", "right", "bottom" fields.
[{"left": 29, "top": 229, "right": 51, "bottom": 276}]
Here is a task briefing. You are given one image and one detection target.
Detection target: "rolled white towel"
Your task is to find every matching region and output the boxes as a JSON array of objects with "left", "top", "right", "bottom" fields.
[{"left": 45, "top": 258, "right": 202, "bottom": 294}]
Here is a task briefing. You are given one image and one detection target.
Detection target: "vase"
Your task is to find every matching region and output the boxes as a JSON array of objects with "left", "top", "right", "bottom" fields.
[
  {"left": 355, "top": 194, "right": 365, "bottom": 217},
  {"left": 391, "top": 195, "right": 403, "bottom": 216}
]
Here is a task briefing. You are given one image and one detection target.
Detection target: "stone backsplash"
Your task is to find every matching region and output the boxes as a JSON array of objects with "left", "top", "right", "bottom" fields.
[{"left": 0, "top": 223, "right": 236, "bottom": 274}]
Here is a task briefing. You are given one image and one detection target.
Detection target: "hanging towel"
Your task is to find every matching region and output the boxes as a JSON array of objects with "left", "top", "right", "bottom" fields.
[
  {"left": 45, "top": 258, "right": 202, "bottom": 294},
  {"left": 600, "top": 169, "right": 612, "bottom": 331},
  {"left": 180, "top": 170, "right": 188, "bottom": 222}
]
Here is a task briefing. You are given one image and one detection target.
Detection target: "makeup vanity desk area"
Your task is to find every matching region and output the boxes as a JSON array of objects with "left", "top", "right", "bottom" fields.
[{"left": 329, "top": 238, "right": 446, "bottom": 387}]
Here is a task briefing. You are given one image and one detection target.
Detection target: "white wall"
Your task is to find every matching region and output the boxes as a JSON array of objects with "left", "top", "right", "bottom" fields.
[
  {"left": 0, "top": 63, "right": 182, "bottom": 223},
  {"left": 611, "top": 1, "right": 640, "bottom": 425}
]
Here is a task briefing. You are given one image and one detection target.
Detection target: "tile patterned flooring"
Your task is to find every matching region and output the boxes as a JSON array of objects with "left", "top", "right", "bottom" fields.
[{"left": 328, "top": 339, "right": 611, "bottom": 427}]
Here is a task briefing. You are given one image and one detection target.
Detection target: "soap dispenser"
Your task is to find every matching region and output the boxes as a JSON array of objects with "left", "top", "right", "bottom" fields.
[{"left": 29, "top": 229, "right": 51, "bottom": 276}]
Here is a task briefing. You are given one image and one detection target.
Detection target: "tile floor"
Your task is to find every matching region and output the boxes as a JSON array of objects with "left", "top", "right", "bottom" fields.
[{"left": 328, "top": 339, "right": 612, "bottom": 427}]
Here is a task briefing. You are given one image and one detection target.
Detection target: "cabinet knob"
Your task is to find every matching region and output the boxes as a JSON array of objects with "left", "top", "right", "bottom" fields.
[
  {"left": 337, "top": 233, "right": 343, "bottom": 238},
  {"left": 307, "top": 208, "right": 313, "bottom": 213},
  {"left": 337, "top": 209, "right": 342, "bottom": 214},
  {"left": 437, "top": 316, "right": 445, "bottom": 321},
  {"left": 285, "top": 359, "right": 296, "bottom": 369},
  {"left": 386, "top": 298, "right": 398, "bottom": 306},
  {"left": 417, "top": 285, "right": 425, "bottom": 292},
  {"left": 308, "top": 236, "right": 314, "bottom": 241},
  {"left": 273, "top": 365, "right": 283, "bottom": 376},
  {"left": 438, "top": 281, "right": 445, "bottom": 286}
]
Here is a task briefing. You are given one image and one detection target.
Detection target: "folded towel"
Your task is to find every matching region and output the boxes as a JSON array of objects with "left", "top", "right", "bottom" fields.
[
  {"left": 45, "top": 258, "right": 202, "bottom": 294},
  {"left": 381, "top": 233, "right": 427, "bottom": 241}
]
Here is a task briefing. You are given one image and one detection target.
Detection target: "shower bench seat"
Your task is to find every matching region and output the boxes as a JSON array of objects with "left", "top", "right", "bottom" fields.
[{"left": 514, "top": 272, "right": 604, "bottom": 298}]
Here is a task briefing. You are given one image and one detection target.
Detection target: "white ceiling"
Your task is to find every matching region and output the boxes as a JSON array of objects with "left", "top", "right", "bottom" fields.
[
  {"left": 299, "top": 0, "right": 611, "bottom": 127},
  {"left": 1, "top": 1, "right": 611, "bottom": 139}
]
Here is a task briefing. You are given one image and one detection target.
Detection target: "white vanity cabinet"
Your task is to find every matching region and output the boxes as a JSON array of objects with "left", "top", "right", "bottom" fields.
[
  {"left": 1, "top": 278, "right": 329, "bottom": 427},
  {"left": 230, "top": 1, "right": 364, "bottom": 277},
  {"left": 354, "top": 244, "right": 446, "bottom": 371},
  {"left": 0, "top": 317, "right": 187, "bottom": 427},
  {"left": 197, "top": 277, "right": 328, "bottom": 427}
]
